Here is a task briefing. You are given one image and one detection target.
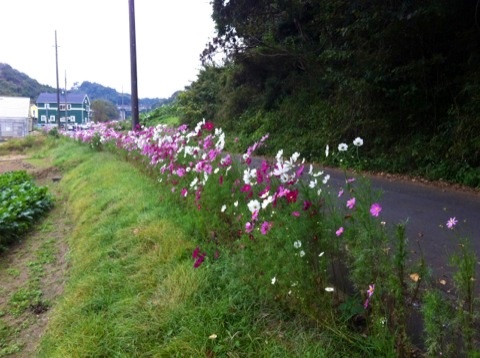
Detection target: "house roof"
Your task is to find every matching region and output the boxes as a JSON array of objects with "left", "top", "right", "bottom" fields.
[
  {"left": 0, "top": 96, "right": 31, "bottom": 118},
  {"left": 37, "top": 92, "right": 89, "bottom": 104}
]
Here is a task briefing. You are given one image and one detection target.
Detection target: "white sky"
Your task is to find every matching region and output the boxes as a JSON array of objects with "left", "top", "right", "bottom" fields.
[{"left": 0, "top": 0, "right": 216, "bottom": 99}]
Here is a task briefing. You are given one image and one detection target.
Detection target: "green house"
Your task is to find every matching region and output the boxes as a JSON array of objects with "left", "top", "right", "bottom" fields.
[{"left": 36, "top": 92, "right": 91, "bottom": 126}]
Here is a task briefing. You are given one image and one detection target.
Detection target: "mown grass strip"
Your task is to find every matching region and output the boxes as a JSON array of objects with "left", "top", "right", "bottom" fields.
[{"left": 38, "top": 140, "right": 373, "bottom": 357}]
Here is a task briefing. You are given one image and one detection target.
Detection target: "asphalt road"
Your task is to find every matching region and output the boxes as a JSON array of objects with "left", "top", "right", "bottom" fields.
[{"left": 325, "top": 167, "right": 480, "bottom": 295}]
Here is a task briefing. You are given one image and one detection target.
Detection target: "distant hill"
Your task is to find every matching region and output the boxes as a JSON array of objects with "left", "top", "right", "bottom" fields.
[
  {"left": 0, "top": 63, "right": 175, "bottom": 110},
  {"left": 71, "top": 81, "right": 172, "bottom": 110},
  {"left": 0, "top": 63, "right": 54, "bottom": 99}
]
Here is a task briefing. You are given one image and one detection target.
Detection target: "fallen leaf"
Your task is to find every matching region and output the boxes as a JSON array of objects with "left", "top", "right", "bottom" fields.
[{"left": 409, "top": 273, "right": 420, "bottom": 282}]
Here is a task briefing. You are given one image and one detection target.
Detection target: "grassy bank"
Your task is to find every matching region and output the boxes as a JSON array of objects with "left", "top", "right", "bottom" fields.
[{"left": 38, "top": 139, "right": 364, "bottom": 357}]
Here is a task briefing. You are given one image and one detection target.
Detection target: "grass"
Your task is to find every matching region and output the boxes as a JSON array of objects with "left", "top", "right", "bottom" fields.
[
  {"left": 0, "top": 133, "right": 47, "bottom": 155},
  {"left": 36, "top": 139, "right": 376, "bottom": 357}
]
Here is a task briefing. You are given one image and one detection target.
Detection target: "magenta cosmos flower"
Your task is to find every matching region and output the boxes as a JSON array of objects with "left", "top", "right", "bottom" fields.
[
  {"left": 370, "top": 203, "right": 382, "bottom": 217},
  {"left": 336, "top": 227, "right": 344, "bottom": 237},
  {"left": 260, "top": 221, "right": 272, "bottom": 235}
]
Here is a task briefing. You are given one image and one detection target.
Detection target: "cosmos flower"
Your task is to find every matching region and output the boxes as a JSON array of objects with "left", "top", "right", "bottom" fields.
[
  {"left": 446, "top": 217, "right": 458, "bottom": 229},
  {"left": 353, "top": 137, "right": 364, "bottom": 147}
]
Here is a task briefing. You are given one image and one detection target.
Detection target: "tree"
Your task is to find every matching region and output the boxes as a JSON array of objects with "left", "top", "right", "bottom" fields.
[{"left": 91, "top": 99, "right": 119, "bottom": 122}]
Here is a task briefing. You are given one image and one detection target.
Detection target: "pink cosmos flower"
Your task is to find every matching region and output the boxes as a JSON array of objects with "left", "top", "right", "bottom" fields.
[
  {"left": 241, "top": 184, "right": 252, "bottom": 193},
  {"left": 260, "top": 221, "right": 272, "bottom": 235},
  {"left": 336, "top": 227, "right": 344, "bottom": 237},
  {"left": 346, "top": 197, "right": 356, "bottom": 209},
  {"left": 245, "top": 222, "right": 254, "bottom": 233},
  {"left": 176, "top": 167, "right": 186, "bottom": 177},
  {"left": 296, "top": 165, "right": 305, "bottom": 178},
  {"left": 446, "top": 217, "right": 458, "bottom": 229},
  {"left": 338, "top": 189, "right": 344, "bottom": 198},
  {"left": 303, "top": 200, "right": 312, "bottom": 211},
  {"left": 181, "top": 188, "right": 188, "bottom": 197},
  {"left": 367, "top": 284, "right": 375, "bottom": 298},
  {"left": 292, "top": 211, "right": 300, "bottom": 217},
  {"left": 364, "top": 284, "right": 375, "bottom": 309},
  {"left": 220, "top": 154, "right": 232, "bottom": 167},
  {"left": 286, "top": 189, "right": 299, "bottom": 203},
  {"left": 194, "top": 254, "right": 206, "bottom": 268},
  {"left": 370, "top": 203, "right": 382, "bottom": 217},
  {"left": 277, "top": 186, "right": 289, "bottom": 198},
  {"left": 203, "top": 121, "right": 214, "bottom": 131}
]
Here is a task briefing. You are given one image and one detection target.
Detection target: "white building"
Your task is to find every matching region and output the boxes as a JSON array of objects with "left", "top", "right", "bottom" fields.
[{"left": 0, "top": 96, "right": 32, "bottom": 138}]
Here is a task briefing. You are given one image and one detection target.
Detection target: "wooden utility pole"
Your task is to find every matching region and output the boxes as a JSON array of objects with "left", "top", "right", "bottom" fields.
[
  {"left": 129, "top": 0, "right": 139, "bottom": 130},
  {"left": 55, "top": 30, "right": 61, "bottom": 127}
]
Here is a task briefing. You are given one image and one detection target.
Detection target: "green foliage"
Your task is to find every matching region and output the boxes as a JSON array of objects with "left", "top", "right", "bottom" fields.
[
  {"left": 0, "top": 134, "right": 47, "bottom": 156},
  {"left": 0, "top": 171, "right": 53, "bottom": 246},
  {"left": 91, "top": 99, "right": 119, "bottom": 122},
  {"left": 422, "top": 290, "right": 455, "bottom": 356},
  {"left": 0, "top": 63, "right": 53, "bottom": 97},
  {"left": 141, "top": 103, "right": 180, "bottom": 127},
  {"left": 180, "top": 1, "right": 480, "bottom": 188}
]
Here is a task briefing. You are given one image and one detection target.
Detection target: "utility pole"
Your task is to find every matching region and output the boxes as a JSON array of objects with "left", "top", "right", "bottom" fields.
[
  {"left": 55, "top": 30, "right": 61, "bottom": 127},
  {"left": 65, "top": 71, "right": 68, "bottom": 127},
  {"left": 128, "top": 0, "right": 140, "bottom": 130}
]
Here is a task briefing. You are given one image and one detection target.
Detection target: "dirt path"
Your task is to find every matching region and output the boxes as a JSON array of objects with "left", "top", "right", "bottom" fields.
[{"left": 0, "top": 155, "right": 70, "bottom": 357}]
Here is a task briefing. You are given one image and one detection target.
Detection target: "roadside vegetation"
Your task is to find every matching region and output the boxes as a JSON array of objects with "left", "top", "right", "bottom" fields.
[{"left": 27, "top": 121, "right": 476, "bottom": 356}]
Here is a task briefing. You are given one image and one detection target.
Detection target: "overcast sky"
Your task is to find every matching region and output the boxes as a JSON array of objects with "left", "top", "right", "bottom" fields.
[{"left": 0, "top": 0, "right": 216, "bottom": 99}]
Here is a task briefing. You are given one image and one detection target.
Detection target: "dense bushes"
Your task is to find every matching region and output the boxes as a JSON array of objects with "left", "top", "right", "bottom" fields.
[
  {"left": 0, "top": 171, "right": 53, "bottom": 248},
  {"left": 176, "top": 1, "right": 480, "bottom": 187}
]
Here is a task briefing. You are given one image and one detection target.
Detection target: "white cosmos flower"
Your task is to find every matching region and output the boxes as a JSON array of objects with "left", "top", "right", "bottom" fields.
[
  {"left": 309, "top": 179, "right": 317, "bottom": 189},
  {"left": 190, "top": 177, "right": 198, "bottom": 188},
  {"left": 293, "top": 240, "right": 302, "bottom": 249},
  {"left": 299, "top": 250, "right": 306, "bottom": 257},
  {"left": 338, "top": 143, "right": 348, "bottom": 152},
  {"left": 325, "top": 287, "right": 335, "bottom": 292},
  {"left": 322, "top": 174, "right": 330, "bottom": 185},
  {"left": 234, "top": 201, "right": 239, "bottom": 207},
  {"left": 271, "top": 276, "right": 277, "bottom": 285},
  {"left": 325, "top": 144, "right": 329, "bottom": 157},
  {"left": 291, "top": 152, "right": 300, "bottom": 162},
  {"left": 276, "top": 149, "right": 284, "bottom": 161},
  {"left": 353, "top": 137, "right": 364, "bottom": 147},
  {"left": 221, "top": 205, "right": 227, "bottom": 213},
  {"left": 261, "top": 196, "right": 273, "bottom": 209},
  {"left": 247, "top": 200, "right": 261, "bottom": 213},
  {"left": 243, "top": 168, "right": 257, "bottom": 185}
]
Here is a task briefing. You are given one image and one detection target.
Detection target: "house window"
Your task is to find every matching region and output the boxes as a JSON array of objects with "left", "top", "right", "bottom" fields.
[
  {"left": 40, "top": 115, "right": 47, "bottom": 122},
  {"left": 59, "top": 104, "right": 71, "bottom": 111},
  {"left": 69, "top": 116, "right": 75, "bottom": 122},
  {"left": 49, "top": 115, "right": 56, "bottom": 122}
]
